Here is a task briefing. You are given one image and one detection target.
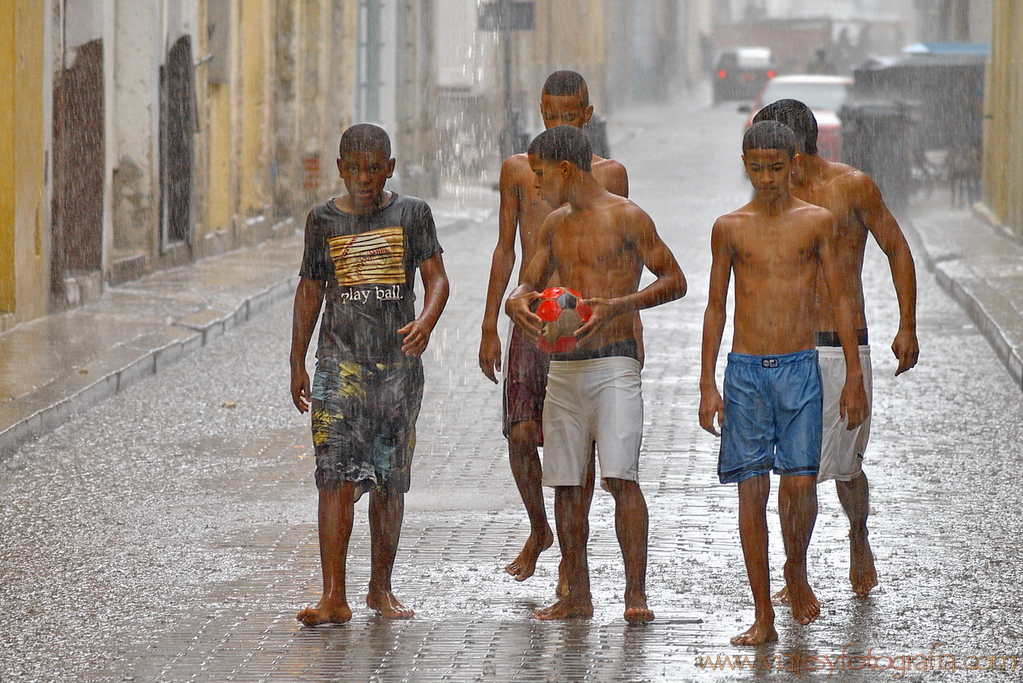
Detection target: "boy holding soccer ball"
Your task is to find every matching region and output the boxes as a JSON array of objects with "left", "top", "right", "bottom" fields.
[
  {"left": 505, "top": 125, "right": 686, "bottom": 623},
  {"left": 479, "top": 71, "right": 629, "bottom": 587}
]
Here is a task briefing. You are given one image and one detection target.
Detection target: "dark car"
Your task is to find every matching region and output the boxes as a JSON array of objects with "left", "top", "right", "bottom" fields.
[{"left": 713, "top": 47, "right": 776, "bottom": 104}]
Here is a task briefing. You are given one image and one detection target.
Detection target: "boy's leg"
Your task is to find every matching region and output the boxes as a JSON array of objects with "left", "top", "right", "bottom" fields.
[
  {"left": 535, "top": 485, "right": 593, "bottom": 620},
  {"left": 604, "top": 477, "right": 653, "bottom": 624},
  {"left": 733, "top": 473, "right": 777, "bottom": 645},
  {"left": 298, "top": 482, "right": 357, "bottom": 626},
  {"left": 505, "top": 419, "right": 554, "bottom": 581},
  {"left": 367, "top": 488, "right": 414, "bottom": 618},
  {"left": 778, "top": 474, "right": 820, "bottom": 625},
  {"left": 835, "top": 472, "right": 877, "bottom": 596},
  {"left": 556, "top": 449, "right": 596, "bottom": 597}
]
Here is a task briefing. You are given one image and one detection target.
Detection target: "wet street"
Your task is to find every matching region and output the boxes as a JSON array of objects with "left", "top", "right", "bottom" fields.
[{"left": 2, "top": 92, "right": 1022, "bottom": 682}]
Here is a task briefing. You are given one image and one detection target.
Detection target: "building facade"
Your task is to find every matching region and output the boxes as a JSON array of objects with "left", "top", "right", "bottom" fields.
[{"left": 0, "top": 0, "right": 437, "bottom": 331}]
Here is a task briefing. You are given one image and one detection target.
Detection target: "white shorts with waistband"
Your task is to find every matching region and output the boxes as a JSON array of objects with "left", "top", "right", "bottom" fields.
[
  {"left": 541, "top": 355, "right": 643, "bottom": 487},
  {"left": 817, "top": 345, "right": 873, "bottom": 483}
]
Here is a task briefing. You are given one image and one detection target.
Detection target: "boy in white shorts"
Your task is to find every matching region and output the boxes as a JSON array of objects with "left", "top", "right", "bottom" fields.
[
  {"left": 505, "top": 125, "right": 687, "bottom": 624},
  {"left": 542, "top": 341, "right": 643, "bottom": 487},
  {"left": 754, "top": 99, "right": 918, "bottom": 598},
  {"left": 817, "top": 341, "right": 873, "bottom": 483}
]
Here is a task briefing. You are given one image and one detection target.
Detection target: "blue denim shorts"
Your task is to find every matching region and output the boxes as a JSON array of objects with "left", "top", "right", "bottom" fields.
[{"left": 718, "top": 349, "right": 822, "bottom": 484}]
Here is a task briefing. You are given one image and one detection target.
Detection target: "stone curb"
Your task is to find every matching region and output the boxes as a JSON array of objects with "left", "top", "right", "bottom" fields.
[{"left": 903, "top": 207, "right": 1023, "bottom": 391}]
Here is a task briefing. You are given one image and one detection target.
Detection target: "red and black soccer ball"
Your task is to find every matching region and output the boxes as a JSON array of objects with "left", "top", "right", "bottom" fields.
[{"left": 533, "top": 287, "right": 592, "bottom": 353}]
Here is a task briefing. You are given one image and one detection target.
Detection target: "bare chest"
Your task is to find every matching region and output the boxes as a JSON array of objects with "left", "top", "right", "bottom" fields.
[{"left": 550, "top": 220, "right": 633, "bottom": 273}]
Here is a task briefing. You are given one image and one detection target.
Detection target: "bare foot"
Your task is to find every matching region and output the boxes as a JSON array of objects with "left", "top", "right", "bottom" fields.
[
  {"left": 534, "top": 597, "right": 594, "bottom": 620},
  {"left": 624, "top": 606, "right": 654, "bottom": 624},
  {"left": 786, "top": 579, "right": 820, "bottom": 625},
  {"left": 771, "top": 585, "right": 790, "bottom": 605},
  {"left": 366, "top": 591, "right": 414, "bottom": 619},
  {"left": 850, "top": 533, "right": 878, "bottom": 596},
  {"left": 505, "top": 528, "right": 554, "bottom": 581},
  {"left": 297, "top": 600, "right": 352, "bottom": 626},
  {"left": 730, "top": 621, "right": 778, "bottom": 646}
]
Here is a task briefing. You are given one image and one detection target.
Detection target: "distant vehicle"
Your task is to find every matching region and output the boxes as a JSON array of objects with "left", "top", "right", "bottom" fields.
[
  {"left": 745, "top": 74, "right": 853, "bottom": 162},
  {"left": 712, "top": 47, "right": 777, "bottom": 104}
]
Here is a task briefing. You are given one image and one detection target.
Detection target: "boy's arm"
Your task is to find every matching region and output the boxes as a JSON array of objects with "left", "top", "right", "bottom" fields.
[
  {"left": 853, "top": 173, "right": 918, "bottom": 375},
  {"left": 478, "top": 156, "right": 522, "bottom": 383},
  {"left": 699, "top": 218, "right": 731, "bottom": 436},
  {"left": 818, "top": 215, "right": 869, "bottom": 429},
  {"left": 606, "top": 161, "right": 629, "bottom": 198},
  {"left": 505, "top": 218, "right": 557, "bottom": 340},
  {"left": 399, "top": 252, "right": 450, "bottom": 357},
  {"left": 290, "top": 277, "right": 325, "bottom": 413},
  {"left": 576, "top": 207, "right": 686, "bottom": 341}
]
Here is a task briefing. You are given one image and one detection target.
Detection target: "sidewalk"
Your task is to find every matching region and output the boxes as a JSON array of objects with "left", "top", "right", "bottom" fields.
[
  {"left": 904, "top": 195, "right": 1023, "bottom": 390},
  {"left": 0, "top": 188, "right": 494, "bottom": 458}
]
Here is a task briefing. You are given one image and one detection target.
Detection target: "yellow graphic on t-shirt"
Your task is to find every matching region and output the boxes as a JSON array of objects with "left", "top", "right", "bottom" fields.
[{"left": 328, "top": 226, "right": 406, "bottom": 286}]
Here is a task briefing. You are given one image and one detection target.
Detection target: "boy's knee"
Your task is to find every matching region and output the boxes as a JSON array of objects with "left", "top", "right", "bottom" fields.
[
  {"left": 780, "top": 474, "right": 818, "bottom": 495},
  {"left": 508, "top": 420, "right": 540, "bottom": 447},
  {"left": 507, "top": 419, "right": 540, "bottom": 439},
  {"left": 602, "top": 477, "right": 640, "bottom": 496}
]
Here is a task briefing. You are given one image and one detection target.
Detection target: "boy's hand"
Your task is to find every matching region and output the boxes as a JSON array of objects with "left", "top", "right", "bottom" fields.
[
  {"left": 891, "top": 327, "right": 919, "bottom": 376},
  {"left": 398, "top": 318, "right": 434, "bottom": 357},
  {"left": 479, "top": 329, "right": 503, "bottom": 384},
  {"left": 574, "top": 297, "right": 621, "bottom": 344},
  {"left": 505, "top": 290, "right": 543, "bottom": 340},
  {"left": 839, "top": 378, "right": 870, "bottom": 429},
  {"left": 291, "top": 366, "right": 311, "bottom": 413},
  {"left": 699, "top": 386, "right": 725, "bottom": 436}
]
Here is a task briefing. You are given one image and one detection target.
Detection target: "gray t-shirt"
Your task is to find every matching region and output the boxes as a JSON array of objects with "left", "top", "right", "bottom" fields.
[{"left": 300, "top": 193, "right": 442, "bottom": 361}]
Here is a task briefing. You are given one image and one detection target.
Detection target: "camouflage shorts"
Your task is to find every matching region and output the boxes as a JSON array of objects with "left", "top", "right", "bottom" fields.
[{"left": 310, "top": 356, "right": 424, "bottom": 498}]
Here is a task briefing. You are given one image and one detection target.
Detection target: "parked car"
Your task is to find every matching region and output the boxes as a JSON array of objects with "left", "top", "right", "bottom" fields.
[
  {"left": 745, "top": 74, "right": 853, "bottom": 161},
  {"left": 712, "top": 47, "right": 777, "bottom": 104}
]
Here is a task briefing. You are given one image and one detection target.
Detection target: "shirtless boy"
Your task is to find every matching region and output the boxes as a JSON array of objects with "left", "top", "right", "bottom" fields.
[
  {"left": 699, "top": 121, "right": 868, "bottom": 645},
  {"left": 290, "top": 124, "right": 449, "bottom": 625},
  {"left": 754, "top": 100, "right": 918, "bottom": 598},
  {"left": 506, "top": 125, "right": 686, "bottom": 623},
  {"left": 479, "top": 71, "right": 629, "bottom": 584}
]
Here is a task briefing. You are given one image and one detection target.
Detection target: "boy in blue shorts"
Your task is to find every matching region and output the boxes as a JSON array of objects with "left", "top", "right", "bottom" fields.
[
  {"left": 699, "top": 121, "right": 868, "bottom": 645},
  {"left": 289, "top": 124, "right": 449, "bottom": 625}
]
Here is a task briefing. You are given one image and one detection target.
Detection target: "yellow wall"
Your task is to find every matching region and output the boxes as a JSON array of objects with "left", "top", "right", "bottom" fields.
[
  {"left": 982, "top": 0, "right": 1023, "bottom": 235},
  {"left": 1, "top": 1, "right": 16, "bottom": 313},
  {"left": 239, "top": 0, "right": 270, "bottom": 219},
  {"left": 0, "top": 0, "right": 46, "bottom": 322},
  {"left": 207, "top": 84, "right": 232, "bottom": 233}
]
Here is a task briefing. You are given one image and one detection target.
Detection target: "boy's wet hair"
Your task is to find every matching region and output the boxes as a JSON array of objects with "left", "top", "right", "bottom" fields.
[
  {"left": 528, "top": 125, "right": 593, "bottom": 172},
  {"left": 753, "top": 99, "right": 818, "bottom": 155},
  {"left": 339, "top": 123, "right": 391, "bottom": 158},
  {"left": 542, "top": 70, "right": 589, "bottom": 106},
  {"left": 743, "top": 120, "right": 798, "bottom": 158}
]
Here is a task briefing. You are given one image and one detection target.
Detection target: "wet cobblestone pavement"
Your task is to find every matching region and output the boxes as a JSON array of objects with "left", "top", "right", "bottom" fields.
[{"left": 2, "top": 94, "right": 1023, "bottom": 681}]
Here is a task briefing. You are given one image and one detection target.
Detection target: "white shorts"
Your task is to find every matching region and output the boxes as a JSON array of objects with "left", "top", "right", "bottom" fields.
[
  {"left": 541, "top": 356, "right": 643, "bottom": 487},
  {"left": 817, "top": 345, "right": 873, "bottom": 483}
]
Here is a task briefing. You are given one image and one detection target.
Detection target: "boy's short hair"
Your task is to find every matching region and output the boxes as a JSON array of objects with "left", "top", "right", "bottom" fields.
[
  {"left": 528, "top": 125, "right": 593, "bottom": 172},
  {"left": 753, "top": 99, "right": 818, "bottom": 155},
  {"left": 339, "top": 123, "right": 391, "bottom": 158},
  {"left": 743, "top": 120, "right": 798, "bottom": 159},
  {"left": 541, "top": 70, "right": 589, "bottom": 105}
]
